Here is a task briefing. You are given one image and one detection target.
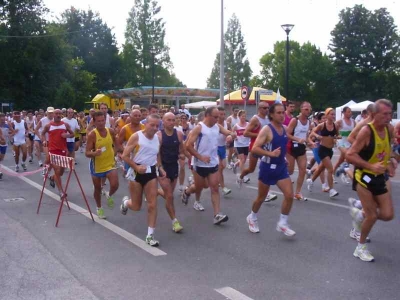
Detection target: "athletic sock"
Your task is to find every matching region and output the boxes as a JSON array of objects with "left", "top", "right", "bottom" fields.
[
  {"left": 250, "top": 211, "right": 257, "bottom": 220},
  {"left": 172, "top": 218, "right": 177, "bottom": 225},
  {"left": 148, "top": 227, "right": 155, "bottom": 236},
  {"left": 279, "top": 214, "right": 288, "bottom": 225}
]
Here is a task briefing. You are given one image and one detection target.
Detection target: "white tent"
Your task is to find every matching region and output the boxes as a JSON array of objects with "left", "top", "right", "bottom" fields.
[
  {"left": 349, "top": 100, "right": 374, "bottom": 112},
  {"left": 184, "top": 101, "right": 217, "bottom": 109},
  {"left": 335, "top": 100, "right": 357, "bottom": 120}
]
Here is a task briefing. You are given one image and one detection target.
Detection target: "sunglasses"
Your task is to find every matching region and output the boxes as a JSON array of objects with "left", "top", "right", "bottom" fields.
[{"left": 261, "top": 107, "right": 269, "bottom": 110}]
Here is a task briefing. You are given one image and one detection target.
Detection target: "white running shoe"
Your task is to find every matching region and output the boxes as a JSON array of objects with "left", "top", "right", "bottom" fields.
[
  {"left": 222, "top": 187, "right": 231, "bottom": 196},
  {"left": 243, "top": 176, "right": 250, "bottom": 183},
  {"left": 15, "top": 165, "right": 19, "bottom": 172},
  {"left": 350, "top": 207, "right": 363, "bottom": 232},
  {"left": 193, "top": 201, "right": 205, "bottom": 211},
  {"left": 353, "top": 244, "right": 374, "bottom": 262},
  {"left": 214, "top": 213, "right": 228, "bottom": 225},
  {"left": 38, "top": 160, "right": 43, "bottom": 167},
  {"left": 188, "top": 176, "right": 194, "bottom": 185},
  {"left": 236, "top": 177, "right": 243, "bottom": 189},
  {"left": 178, "top": 185, "right": 184, "bottom": 192},
  {"left": 276, "top": 223, "right": 296, "bottom": 237},
  {"left": 227, "top": 163, "right": 233, "bottom": 170},
  {"left": 349, "top": 228, "right": 371, "bottom": 243},
  {"left": 329, "top": 188, "right": 339, "bottom": 198},
  {"left": 322, "top": 183, "right": 330, "bottom": 192},
  {"left": 120, "top": 196, "right": 129, "bottom": 215},
  {"left": 306, "top": 179, "right": 313, "bottom": 192},
  {"left": 306, "top": 169, "right": 312, "bottom": 179},
  {"left": 341, "top": 173, "right": 350, "bottom": 184},
  {"left": 246, "top": 214, "right": 260, "bottom": 233},
  {"left": 348, "top": 197, "right": 362, "bottom": 209},
  {"left": 264, "top": 193, "right": 278, "bottom": 202}
]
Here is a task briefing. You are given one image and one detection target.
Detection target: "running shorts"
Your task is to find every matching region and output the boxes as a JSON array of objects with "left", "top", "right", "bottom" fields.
[
  {"left": 195, "top": 165, "right": 219, "bottom": 178},
  {"left": 318, "top": 145, "right": 333, "bottom": 160},
  {"left": 236, "top": 146, "right": 249, "bottom": 156},
  {"left": 217, "top": 146, "right": 226, "bottom": 160},
  {"left": 258, "top": 161, "right": 289, "bottom": 186}
]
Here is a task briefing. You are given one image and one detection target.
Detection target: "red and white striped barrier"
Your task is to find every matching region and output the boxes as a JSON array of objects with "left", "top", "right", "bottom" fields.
[{"left": 49, "top": 154, "right": 75, "bottom": 169}]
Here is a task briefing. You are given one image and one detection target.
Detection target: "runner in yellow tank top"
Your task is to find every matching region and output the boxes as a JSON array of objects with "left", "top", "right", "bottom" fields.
[
  {"left": 346, "top": 99, "right": 398, "bottom": 262},
  {"left": 85, "top": 111, "right": 119, "bottom": 219}
]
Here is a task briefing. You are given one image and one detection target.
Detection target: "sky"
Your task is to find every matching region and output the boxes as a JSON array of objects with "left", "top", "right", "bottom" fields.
[{"left": 43, "top": 0, "right": 400, "bottom": 89}]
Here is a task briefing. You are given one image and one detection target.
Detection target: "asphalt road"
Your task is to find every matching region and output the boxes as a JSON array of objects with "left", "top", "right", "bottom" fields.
[{"left": 1, "top": 148, "right": 399, "bottom": 300}]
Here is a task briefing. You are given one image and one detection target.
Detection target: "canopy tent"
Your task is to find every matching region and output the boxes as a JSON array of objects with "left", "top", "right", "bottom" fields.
[
  {"left": 91, "top": 94, "right": 111, "bottom": 103},
  {"left": 217, "top": 87, "right": 287, "bottom": 105},
  {"left": 184, "top": 101, "right": 217, "bottom": 109},
  {"left": 349, "top": 100, "right": 374, "bottom": 112},
  {"left": 335, "top": 100, "right": 357, "bottom": 120}
]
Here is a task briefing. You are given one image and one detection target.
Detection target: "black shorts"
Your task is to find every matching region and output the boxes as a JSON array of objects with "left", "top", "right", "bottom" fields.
[
  {"left": 163, "top": 162, "right": 178, "bottom": 181},
  {"left": 236, "top": 146, "right": 249, "bottom": 156},
  {"left": 356, "top": 172, "right": 388, "bottom": 196},
  {"left": 318, "top": 145, "right": 333, "bottom": 160},
  {"left": 28, "top": 134, "right": 34, "bottom": 141},
  {"left": 289, "top": 143, "right": 306, "bottom": 158},
  {"left": 75, "top": 137, "right": 80, "bottom": 142},
  {"left": 195, "top": 165, "right": 219, "bottom": 178},
  {"left": 134, "top": 165, "right": 158, "bottom": 187}
]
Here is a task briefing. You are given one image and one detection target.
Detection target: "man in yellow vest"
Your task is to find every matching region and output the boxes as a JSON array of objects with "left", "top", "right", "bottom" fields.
[
  {"left": 346, "top": 99, "right": 397, "bottom": 262},
  {"left": 85, "top": 111, "right": 119, "bottom": 219}
]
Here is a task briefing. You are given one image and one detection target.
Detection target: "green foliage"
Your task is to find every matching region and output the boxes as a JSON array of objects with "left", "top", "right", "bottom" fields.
[
  {"left": 256, "top": 41, "right": 335, "bottom": 108},
  {"left": 330, "top": 4, "right": 400, "bottom": 102},
  {"left": 207, "top": 14, "right": 252, "bottom": 90}
]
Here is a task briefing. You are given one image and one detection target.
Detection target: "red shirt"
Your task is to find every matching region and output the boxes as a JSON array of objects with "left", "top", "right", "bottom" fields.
[{"left": 48, "top": 121, "right": 67, "bottom": 152}]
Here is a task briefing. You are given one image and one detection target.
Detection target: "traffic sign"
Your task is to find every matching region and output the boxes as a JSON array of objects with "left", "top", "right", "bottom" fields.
[
  {"left": 241, "top": 86, "right": 249, "bottom": 100},
  {"left": 257, "top": 89, "right": 273, "bottom": 96}
]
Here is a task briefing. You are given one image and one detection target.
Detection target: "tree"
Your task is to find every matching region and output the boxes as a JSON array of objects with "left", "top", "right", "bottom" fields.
[
  {"left": 121, "top": 0, "right": 183, "bottom": 88},
  {"left": 256, "top": 41, "right": 335, "bottom": 107},
  {"left": 60, "top": 7, "right": 120, "bottom": 91},
  {"left": 207, "top": 14, "right": 252, "bottom": 91},
  {"left": 329, "top": 5, "right": 400, "bottom": 101}
]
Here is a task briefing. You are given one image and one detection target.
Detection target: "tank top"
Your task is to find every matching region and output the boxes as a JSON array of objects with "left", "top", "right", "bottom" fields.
[
  {"left": 355, "top": 123, "right": 390, "bottom": 177},
  {"left": 320, "top": 122, "right": 336, "bottom": 137},
  {"left": 133, "top": 131, "right": 159, "bottom": 166},
  {"left": 160, "top": 129, "right": 179, "bottom": 164},
  {"left": 283, "top": 113, "right": 292, "bottom": 126},
  {"left": 230, "top": 116, "right": 239, "bottom": 127},
  {"left": 195, "top": 122, "right": 219, "bottom": 167},
  {"left": 217, "top": 121, "right": 228, "bottom": 147},
  {"left": 249, "top": 115, "right": 270, "bottom": 150},
  {"left": 123, "top": 123, "right": 145, "bottom": 142},
  {"left": 13, "top": 120, "right": 26, "bottom": 144},
  {"left": 40, "top": 117, "right": 52, "bottom": 141},
  {"left": 91, "top": 128, "right": 115, "bottom": 173},
  {"left": 0, "top": 123, "right": 10, "bottom": 145},
  {"left": 33, "top": 120, "right": 41, "bottom": 141},
  {"left": 261, "top": 124, "right": 288, "bottom": 165},
  {"left": 181, "top": 124, "right": 190, "bottom": 141},
  {"left": 292, "top": 118, "right": 310, "bottom": 145},
  {"left": 25, "top": 117, "right": 35, "bottom": 135},
  {"left": 234, "top": 122, "right": 250, "bottom": 148},
  {"left": 48, "top": 121, "right": 67, "bottom": 152},
  {"left": 105, "top": 114, "right": 111, "bottom": 128},
  {"left": 339, "top": 118, "right": 355, "bottom": 142}
]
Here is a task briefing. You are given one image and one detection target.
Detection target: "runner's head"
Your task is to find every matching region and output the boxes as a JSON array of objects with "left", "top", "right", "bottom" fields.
[
  {"left": 53, "top": 109, "right": 63, "bottom": 122},
  {"left": 145, "top": 114, "right": 160, "bottom": 136},
  {"left": 217, "top": 106, "right": 226, "bottom": 122},
  {"left": 204, "top": 106, "right": 219, "bottom": 126},
  {"left": 140, "top": 108, "right": 148, "bottom": 120},
  {"left": 258, "top": 102, "right": 270, "bottom": 117},
  {"left": 27, "top": 110, "right": 34, "bottom": 119},
  {"left": 130, "top": 109, "right": 141, "bottom": 125},
  {"left": 324, "top": 107, "right": 335, "bottom": 122},
  {"left": 181, "top": 113, "right": 189, "bottom": 124},
  {"left": 46, "top": 107, "right": 55, "bottom": 120},
  {"left": 148, "top": 104, "right": 159, "bottom": 115},
  {"left": 99, "top": 103, "right": 108, "bottom": 115},
  {"left": 238, "top": 110, "right": 246, "bottom": 122},
  {"left": 286, "top": 101, "right": 295, "bottom": 113},
  {"left": 268, "top": 103, "right": 285, "bottom": 123},
  {"left": 67, "top": 108, "right": 74, "bottom": 119},
  {"left": 89, "top": 108, "right": 96, "bottom": 117},
  {"left": 374, "top": 99, "right": 392, "bottom": 126},
  {"left": 300, "top": 102, "right": 312, "bottom": 118},
  {"left": 366, "top": 103, "right": 376, "bottom": 117},
  {"left": 13, "top": 111, "right": 21, "bottom": 121},
  {"left": 93, "top": 111, "right": 106, "bottom": 129},
  {"left": 232, "top": 106, "right": 239, "bottom": 117},
  {"left": 163, "top": 112, "right": 176, "bottom": 130},
  {"left": 342, "top": 106, "right": 352, "bottom": 119},
  {"left": 317, "top": 112, "right": 325, "bottom": 123}
]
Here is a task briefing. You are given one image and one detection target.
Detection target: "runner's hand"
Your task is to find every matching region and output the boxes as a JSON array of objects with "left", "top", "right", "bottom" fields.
[
  {"left": 61, "top": 132, "right": 69, "bottom": 138},
  {"left": 370, "top": 162, "right": 386, "bottom": 175},
  {"left": 200, "top": 155, "right": 211, "bottom": 164},
  {"left": 271, "top": 147, "right": 281, "bottom": 158},
  {"left": 159, "top": 168, "right": 166, "bottom": 178},
  {"left": 93, "top": 149, "right": 102, "bottom": 157},
  {"left": 135, "top": 165, "right": 147, "bottom": 174}
]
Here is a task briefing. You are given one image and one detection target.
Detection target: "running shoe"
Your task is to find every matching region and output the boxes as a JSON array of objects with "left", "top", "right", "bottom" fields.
[
  {"left": 243, "top": 176, "right": 250, "bottom": 183},
  {"left": 97, "top": 207, "right": 106, "bottom": 219},
  {"left": 106, "top": 195, "right": 114, "bottom": 209},
  {"left": 350, "top": 207, "right": 363, "bottom": 232},
  {"left": 306, "top": 178, "right": 314, "bottom": 192},
  {"left": 188, "top": 176, "right": 194, "bottom": 185},
  {"left": 348, "top": 197, "right": 362, "bottom": 209},
  {"left": 335, "top": 165, "right": 345, "bottom": 177},
  {"left": 178, "top": 185, "right": 184, "bottom": 193},
  {"left": 306, "top": 169, "right": 312, "bottom": 179},
  {"left": 38, "top": 160, "right": 43, "bottom": 167},
  {"left": 232, "top": 163, "right": 237, "bottom": 174},
  {"left": 29, "top": 156, "right": 33, "bottom": 163},
  {"left": 236, "top": 176, "right": 243, "bottom": 189},
  {"left": 353, "top": 244, "right": 374, "bottom": 262},
  {"left": 120, "top": 196, "right": 129, "bottom": 215},
  {"left": 349, "top": 228, "right": 371, "bottom": 243},
  {"left": 294, "top": 193, "right": 307, "bottom": 201},
  {"left": 332, "top": 175, "right": 338, "bottom": 184},
  {"left": 146, "top": 234, "right": 160, "bottom": 247},
  {"left": 21, "top": 163, "right": 27, "bottom": 171},
  {"left": 101, "top": 188, "right": 107, "bottom": 196},
  {"left": 214, "top": 213, "right": 229, "bottom": 225},
  {"left": 227, "top": 163, "right": 233, "bottom": 170},
  {"left": 181, "top": 188, "right": 190, "bottom": 205},
  {"left": 15, "top": 165, "right": 19, "bottom": 172},
  {"left": 246, "top": 214, "right": 260, "bottom": 233},
  {"left": 222, "top": 187, "right": 231, "bottom": 196},
  {"left": 193, "top": 201, "right": 205, "bottom": 211},
  {"left": 49, "top": 176, "right": 55, "bottom": 188},
  {"left": 172, "top": 220, "right": 183, "bottom": 233},
  {"left": 276, "top": 223, "right": 296, "bottom": 237},
  {"left": 264, "top": 193, "right": 278, "bottom": 202},
  {"left": 322, "top": 183, "right": 330, "bottom": 192},
  {"left": 0, "top": 172, "right": 3, "bottom": 181},
  {"left": 341, "top": 173, "right": 351, "bottom": 184},
  {"left": 329, "top": 188, "right": 339, "bottom": 198}
]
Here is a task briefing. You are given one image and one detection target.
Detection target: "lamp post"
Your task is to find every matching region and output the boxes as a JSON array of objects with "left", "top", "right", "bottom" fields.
[
  {"left": 150, "top": 48, "right": 156, "bottom": 104},
  {"left": 219, "top": 0, "right": 225, "bottom": 107},
  {"left": 281, "top": 24, "right": 294, "bottom": 101}
]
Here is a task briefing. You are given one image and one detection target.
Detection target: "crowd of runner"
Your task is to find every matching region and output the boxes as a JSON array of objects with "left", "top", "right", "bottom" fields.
[{"left": 0, "top": 99, "right": 399, "bottom": 262}]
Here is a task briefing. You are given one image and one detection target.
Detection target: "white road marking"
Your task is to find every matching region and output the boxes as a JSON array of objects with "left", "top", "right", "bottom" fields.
[
  {"left": 215, "top": 287, "right": 254, "bottom": 300},
  {"left": 2, "top": 166, "right": 167, "bottom": 257},
  {"left": 246, "top": 186, "right": 350, "bottom": 209}
]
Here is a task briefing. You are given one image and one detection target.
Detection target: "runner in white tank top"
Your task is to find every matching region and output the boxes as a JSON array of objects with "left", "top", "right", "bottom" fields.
[
  {"left": 226, "top": 107, "right": 240, "bottom": 168},
  {"left": 232, "top": 111, "right": 250, "bottom": 182},
  {"left": 11, "top": 112, "right": 28, "bottom": 172},
  {"left": 216, "top": 108, "right": 232, "bottom": 196}
]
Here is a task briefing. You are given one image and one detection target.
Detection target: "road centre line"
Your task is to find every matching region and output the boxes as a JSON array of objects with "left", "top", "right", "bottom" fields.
[
  {"left": 2, "top": 166, "right": 167, "bottom": 257},
  {"left": 246, "top": 185, "right": 350, "bottom": 210},
  {"left": 215, "top": 287, "right": 254, "bottom": 300}
]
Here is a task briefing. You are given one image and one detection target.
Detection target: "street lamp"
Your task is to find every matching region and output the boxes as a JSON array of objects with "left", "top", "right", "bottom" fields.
[
  {"left": 150, "top": 48, "right": 156, "bottom": 103},
  {"left": 219, "top": 0, "right": 225, "bottom": 107},
  {"left": 281, "top": 24, "right": 294, "bottom": 101}
]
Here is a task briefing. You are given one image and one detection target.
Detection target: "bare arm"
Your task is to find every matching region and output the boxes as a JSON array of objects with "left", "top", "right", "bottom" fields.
[
  {"left": 85, "top": 131, "right": 102, "bottom": 158},
  {"left": 115, "top": 127, "right": 126, "bottom": 153},
  {"left": 243, "top": 117, "right": 259, "bottom": 138},
  {"left": 185, "top": 124, "right": 208, "bottom": 163},
  {"left": 34, "top": 120, "right": 42, "bottom": 137},
  {"left": 348, "top": 119, "right": 368, "bottom": 145},
  {"left": 41, "top": 124, "right": 50, "bottom": 146},
  {"left": 121, "top": 133, "right": 143, "bottom": 173},
  {"left": 251, "top": 125, "right": 281, "bottom": 158}
]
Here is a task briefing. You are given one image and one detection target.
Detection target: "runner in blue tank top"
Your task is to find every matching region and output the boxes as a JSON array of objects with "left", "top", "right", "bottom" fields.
[{"left": 246, "top": 103, "right": 296, "bottom": 237}]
